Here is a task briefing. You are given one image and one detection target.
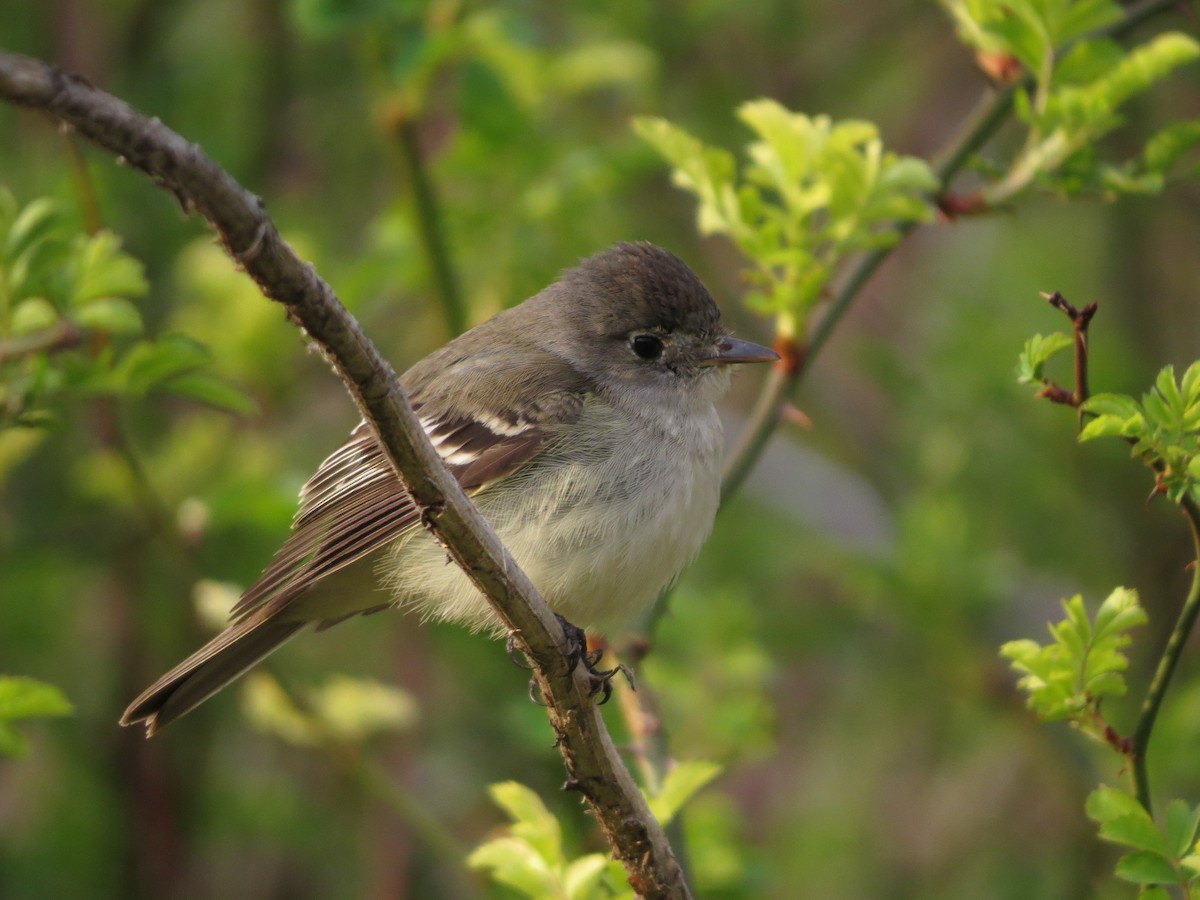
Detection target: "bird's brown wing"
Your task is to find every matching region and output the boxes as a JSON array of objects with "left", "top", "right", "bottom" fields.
[{"left": 229, "top": 392, "right": 585, "bottom": 624}]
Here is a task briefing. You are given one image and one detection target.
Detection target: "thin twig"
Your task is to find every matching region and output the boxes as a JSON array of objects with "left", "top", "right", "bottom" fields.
[
  {"left": 717, "top": 0, "right": 1192, "bottom": 506},
  {"left": 1130, "top": 496, "right": 1200, "bottom": 814},
  {"left": 391, "top": 115, "right": 466, "bottom": 337},
  {"left": 0, "top": 51, "right": 689, "bottom": 899},
  {"left": 0, "top": 319, "right": 83, "bottom": 363}
]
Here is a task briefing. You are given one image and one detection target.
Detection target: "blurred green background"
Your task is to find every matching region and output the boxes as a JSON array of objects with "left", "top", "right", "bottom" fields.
[{"left": 2, "top": 1, "right": 1200, "bottom": 898}]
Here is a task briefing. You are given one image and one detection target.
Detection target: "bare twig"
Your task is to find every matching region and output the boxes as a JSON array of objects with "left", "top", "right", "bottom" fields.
[
  {"left": 388, "top": 114, "right": 466, "bottom": 338},
  {"left": 1037, "top": 291, "right": 1097, "bottom": 415},
  {"left": 0, "top": 51, "right": 688, "bottom": 899},
  {"left": 0, "top": 319, "right": 83, "bottom": 363},
  {"left": 1130, "top": 495, "right": 1200, "bottom": 814}
]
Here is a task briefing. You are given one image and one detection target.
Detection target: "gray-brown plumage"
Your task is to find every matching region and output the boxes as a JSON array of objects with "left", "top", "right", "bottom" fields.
[{"left": 121, "top": 243, "right": 776, "bottom": 735}]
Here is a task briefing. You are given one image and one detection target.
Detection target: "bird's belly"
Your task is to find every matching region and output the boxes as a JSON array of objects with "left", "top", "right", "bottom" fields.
[{"left": 380, "top": 414, "right": 723, "bottom": 638}]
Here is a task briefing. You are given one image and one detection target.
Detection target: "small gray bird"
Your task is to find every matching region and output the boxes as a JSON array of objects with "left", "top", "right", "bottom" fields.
[{"left": 121, "top": 242, "right": 777, "bottom": 734}]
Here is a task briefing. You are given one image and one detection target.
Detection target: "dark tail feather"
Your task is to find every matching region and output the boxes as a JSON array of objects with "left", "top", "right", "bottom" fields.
[{"left": 121, "top": 616, "right": 306, "bottom": 736}]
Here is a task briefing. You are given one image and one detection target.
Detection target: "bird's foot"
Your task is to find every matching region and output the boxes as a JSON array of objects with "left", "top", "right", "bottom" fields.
[{"left": 557, "top": 615, "right": 634, "bottom": 704}]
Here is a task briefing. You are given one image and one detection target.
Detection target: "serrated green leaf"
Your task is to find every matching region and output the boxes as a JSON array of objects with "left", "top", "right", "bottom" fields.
[
  {"left": 1182, "top": 361, "right": 1200, "bottom": 407},
  {"left": 1088, "top": 786, "right": 1149, "bottom": 825},
  {"left": 3, "top": 197, "right": 63, "bottom": 262},
  {"left": 1165, "top": 799, "right": 1200, "bottom": 857},
  {"left": 0, "top": 676, "right": 73, "bottom": 721},
  {"left": 1114, "top": 850, "right": 1179, "bottom": 885},
  {"left": 116, "top": 335, "right": 212, "bottom": 394},
  {"left": 1078, "top": 414, "right": 1133, "bottom": 441},
  {"left": 1155, "top": 365, "right": 1184, "bottom": 415},
  {"left": 646, "top": 760, "right": 722, "bottom": 826},
  {"left": 1180, "top": 853, "right": 1200, "bottom": 878},
  {"left": 467, "top": 836, "right": 558, "bottom": 897},
  {"left": 1082, "top": 393, "right": 1142, "bottom": 420},
  {"left": 73, "top": 297, "right": 144, "bottom": 335},
  {"left": 562, "top": 854, "right": 617, "bottom": 900},
  {"left": 9, "top": 297, "right": 60, "bottom": 336},
  {"left": 68, "top": 231, "right": 148, "bottom": 305},
  {"left": 1100, "top": 814, "right": 1174, "bottom": 857},
  {"left": 1093, "top": 587, "right": 1146, "bottom": 640},
  {"left": 487, "top": 781, "right": 563, "bottom": 867},
  {"left": 162, "top": 372, "right": 257, "bottom": 415}
]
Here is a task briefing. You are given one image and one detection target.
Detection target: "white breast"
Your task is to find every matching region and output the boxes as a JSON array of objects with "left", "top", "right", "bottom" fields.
[{"left": 379, "top": 397, "right": 724, "bottom": 637}]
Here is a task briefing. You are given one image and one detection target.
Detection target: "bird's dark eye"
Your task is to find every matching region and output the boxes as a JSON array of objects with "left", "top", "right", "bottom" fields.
[{"left": 630, "top": 334, "right": 664, "bottom": 361}]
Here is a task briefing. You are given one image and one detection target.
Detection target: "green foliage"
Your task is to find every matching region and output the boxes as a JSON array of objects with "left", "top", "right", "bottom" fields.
[
  {"left": 1087, "top": 786, "right": 1200, "bottom": 892},
  {"left": 1016, "top": 331, "right": 1074, "bottom": 384},
  {"left": 635, "top": 101, "right": 937, "bottom": 338},
  {"left": 1000, "top": 588, "right": 1145, "bottom": 735},
  {"left": 644, "top": 759, "right": 722, "bottom": 828},
  {"left": 0, "top": 190, "right": 254, "bottom": 427},
  {"left": 942, "top": 0, "right": 1200, "bottom": 201},
  {"left": 467, "top": 765, "right": 720, "bottom": 899},
  {"left": 1080, "top": 362, "right": 1200, "bottom": 504},
  {"left": 241, "top": 672, "right": 418, "bottom": 746},
  {"left": 0, "top": 675, "right": 72, "bottom": 757},
  {"left": 468, "top": 781, "right": 629, "bottom": 899}
]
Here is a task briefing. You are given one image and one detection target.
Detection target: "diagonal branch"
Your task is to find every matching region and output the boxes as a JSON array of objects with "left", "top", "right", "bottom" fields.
[{"left": 0, "top": 50, "right": 688, "bottom": 899}]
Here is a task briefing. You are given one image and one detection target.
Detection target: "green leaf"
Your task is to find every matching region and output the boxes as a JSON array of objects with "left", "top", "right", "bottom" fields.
[
  {"left": 1017, "top": 332, "right": 1073, "bottom": 384},
  {"left": 1144, "top": 120, "right": 1200, "bottom": 173},
  {"left": 1166, "top": 799, "right": 1200, "bottom": 857},
  {"left": 562, "top": 854, "right": 619, "bottom": 900},
  {"left": 1093, "top": 587, "right": 1147, "bottom": 640},
  {"left": 162, "top": 372, "right": 258, "bottom": 415},
  {"left": 306, "top": 676, "right": 418, "bottom": 741},
  {"left": 0, "top": 676, "right": 73, "bottom": 758},
  {"left": 240, "top": 672, "right": 324, "bottom": 746},
  {"left": 0, "top": 676, "right": 73, "bottom": 721},
  {"left": 2, "top": 197, "right": 62, "bottom": 262},
  {"left": 68, "top": 231, "right": 148, "bottom": 305},
  {"left": 1113, "top": 850, "right": 1179, "bottom": 885},
  {"left": 116, "top": 334, "right": 213, "bottom": 394},
  {"left": 487, "top": 781, "right": 563, "bottom": 868},
  {"left": 646, "top": 760, "right": 722, "bottom": 826},
  {"left": 1101, "top": 814, "right": 1174, "bottom": 857},
  {"left": 73, "top": 297, "right": 144, "bottom": 335},
  {"left": 9, "top": 297, "right": 60, "bottom": 336},
  {"left": 467, "top": 836, "right": 558, "bottom": 897},
  {"left": 1082, "top": 393, "right": 1142, "bottom": 419}
]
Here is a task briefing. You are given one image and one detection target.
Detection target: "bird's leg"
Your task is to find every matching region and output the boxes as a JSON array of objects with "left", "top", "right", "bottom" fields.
[
  {"left": 557, "top": 615, "right": 635, "bottom": 704},
  {"left": 512, "top": 617, "right": 635, "bottom": 704}
]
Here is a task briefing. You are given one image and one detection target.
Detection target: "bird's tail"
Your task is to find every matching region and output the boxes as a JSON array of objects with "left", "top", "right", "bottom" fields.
[{"left": 120, "top": 615, "right": 306, "bottom": 736}]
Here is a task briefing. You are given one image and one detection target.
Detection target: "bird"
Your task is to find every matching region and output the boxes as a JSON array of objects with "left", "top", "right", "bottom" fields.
[{"left": 120, "top": 242, "right": 778, "bottom": 735}]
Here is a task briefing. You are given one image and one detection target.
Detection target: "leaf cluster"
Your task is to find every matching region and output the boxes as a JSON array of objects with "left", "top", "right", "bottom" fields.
[
  {"left": 1000, "top": 588, "right": 1145, "bottom": 736},
  {"left": 1087, "top": 786, "right": 1200, "bottom": 894},
  {"left": 469, "top": 763, "right": 720, "bottom": 899},
  {"left": 634, "top": 101, "right": 937, "bottom": 338},
  {"left": 0, "top": 675, "right": 71, "bottom": 757},
  {"left": 1081, "top": 363, "right": 1200, "bottom": 505},
  {"left": 0, "top": 190, "right": 253, "bottom": 428},
  {"left": 943, "top": 0, "right": 1200, "bottom": 201},
  {"left": 240, "top": 671, "right": 418, "bottom": 747}
]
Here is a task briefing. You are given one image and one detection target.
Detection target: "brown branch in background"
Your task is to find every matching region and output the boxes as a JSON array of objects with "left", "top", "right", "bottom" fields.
[
  {"left": 383, "top": 109, "right": 466, "bottom": 338},
  {"left": 1037, "top": 291, "right": 1097, "bottom": 414},
  {"left": 0, "top": 51, "right": 689, "bottom": 899},
  {"left": 0, "top": 320, "right": 84, "bottom": 363}
]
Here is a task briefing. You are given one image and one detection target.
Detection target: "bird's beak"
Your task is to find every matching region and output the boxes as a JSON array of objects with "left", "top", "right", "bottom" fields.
[{"left": 701, "top": 335, "right": 780, "bottom": 367}]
